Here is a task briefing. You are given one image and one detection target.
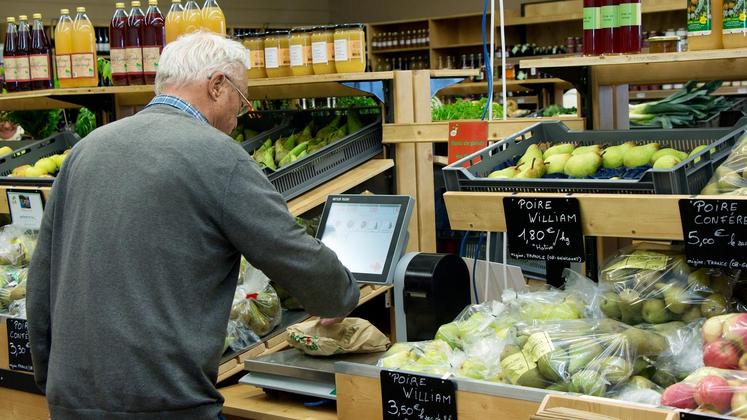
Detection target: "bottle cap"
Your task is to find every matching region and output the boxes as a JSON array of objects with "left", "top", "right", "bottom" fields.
[
  {"left": 6, "top": 17, "right": 15, "bottom": 23},
  {"left": 76, "top": 7, "right": 86, "bottom": 13},
  {"left": 33, "top": 13, "right": 42, "bottom": 19},
  {"left": 131, "top": 1, "right": 141, "bottom": 6},
  {"left": 172, "top": 0, "right": 181, "bottom": 2},
  {"left": 61, "top": 9, "right": 70, "bottom": 14},
  {"left": 116, "top": 2, "right": 125, "bottom": 8},
  {"left": 19, "top": 15, "right": 28, "bottom": 21},
  {"left": 149, "top": 0, "right": 158, "bottom": 5}
]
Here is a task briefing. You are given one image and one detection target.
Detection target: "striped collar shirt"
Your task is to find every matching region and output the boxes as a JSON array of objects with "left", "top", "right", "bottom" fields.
[{"left": 145, "top": 95, "right": 209, "bottom": 125}]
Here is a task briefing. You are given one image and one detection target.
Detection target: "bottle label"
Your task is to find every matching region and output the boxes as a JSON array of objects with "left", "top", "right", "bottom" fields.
[
  {"left": 110, "top": 48, "right": 127, "bottom": 75},
  {"left": 3, "top": 57, "right": 17, "bottom": 82},
  {"left": 290, "top": 44, "right": 305, "bottom": 67},
  {"left": 265, "top": 47, "right": 279, "bottom": 69},
  {"left": 15, "top": 56, "right": 31, "bottom": 82},
  {"left": 601, "top": 5, "right": 618, "bottom": 29},
  {"left": 688, "top": 0, "right": 712, "bottom": 36},
  {"left": 618, "top": 2, "right": 642, "bottom": 27},
  {"left": 583, "top": 7, "right": 601, "bottom": 30},
  {"left": 312, "top": 41, "right": 328, "bottom": 64},
  {"left": 250, "top": 49, "right": 265, "bottom": 69},
  {"left": 723, "top": 1, "right": 747, "bottom": 34},
  {"left": 55, "top": 54, "right": 72, "bottom": 80},
  {"left": 29, "top": 54, "right": 51, "bottom": 81},
  {"left": 334, "top": 39, "right": 349, "bottom": 62},
  {"left": 350, "top": 39, "right": 362, "bottom": 60},
  {"left": 71, "top": 53, "right": 95, "bottom": 78},
  {"left": 279, "top": 47, "right": 290, "bottom": 67},
  {"left": 126, "top": 48, "right": 144, "bottom": 74},
  {"left": 142, "top": 46, "right": 161, "bottom": 73}
]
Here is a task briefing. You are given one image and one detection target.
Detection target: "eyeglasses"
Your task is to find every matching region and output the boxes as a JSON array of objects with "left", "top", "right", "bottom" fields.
[{"left": 219, "top": 75, "right": 252, "bottom": 118}]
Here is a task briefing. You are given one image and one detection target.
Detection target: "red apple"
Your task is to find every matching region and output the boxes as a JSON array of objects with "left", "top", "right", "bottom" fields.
[
  {"left": 695, "top": 375, "right": 734, "bottom": 414},
  {"left": 704, "top": 340, "right": 740, "bottom": 369},
  {"left": 704, "top": 314, "right": 733, "bottom": 344},
  {"left": 662, "top": 383, "right": 697, "bottom": 409},
  {"left": 724, "top": 313, "right": 747, "bottom": 351}
]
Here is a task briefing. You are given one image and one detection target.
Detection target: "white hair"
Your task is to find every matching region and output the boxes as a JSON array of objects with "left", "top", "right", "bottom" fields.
[{"left": 155, "top": 31, "right": 249, "bottom": 94}]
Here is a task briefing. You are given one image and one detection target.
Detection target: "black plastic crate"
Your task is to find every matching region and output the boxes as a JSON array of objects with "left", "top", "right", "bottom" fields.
[
  {"left": 0, "top": 131, "right": 81, "bottom": 187},
  {"left": 244, "top": 109, "right": 383, "bottom": 200},
  {"left": 238, "top": 110, "right": 291, "bottom": 154},
  {"left": 443, "top": 118, "right": 747, "bottom": 195}
]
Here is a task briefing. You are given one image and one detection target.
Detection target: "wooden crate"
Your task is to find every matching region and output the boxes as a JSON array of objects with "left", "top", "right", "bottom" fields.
[{"left": 534, "top": 394, "right": 677, "bottom": 420}]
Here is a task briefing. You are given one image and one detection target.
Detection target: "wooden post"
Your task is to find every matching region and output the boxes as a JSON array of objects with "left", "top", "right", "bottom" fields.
[
  {"left": 392, "top": 71, "right": 420, "bottom": 252},
  {"left": 412, "top": 70, "right": 437, "bottom": 252}
]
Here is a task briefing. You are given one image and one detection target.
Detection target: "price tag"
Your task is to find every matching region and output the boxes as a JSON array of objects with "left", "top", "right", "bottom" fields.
[
  {"left": 6, "top": 318, "right": 33, "bottom": 373},
  {"left": 679, "top": 199, "right": 747, "bottom": 269},
  {"left": 503, "top": 196, "right": 585, "bottom": 262},
  {"left": 636, "top": 92, "right": 646, "bottom": 99},
  {"left": 380, "top": 370, "right": 456, "bottom": 420},
  {"left": 447, "top": 121, "right": 488, "bottom": 167},
  {"left": 517, "top": 98, "right": 526, "bottom": 104},
  {"left": 6, "top": 190, "right": 45, "bottom": 230},
  {"left": 738, "top": 88, "right": 747, "bottom": 94}
]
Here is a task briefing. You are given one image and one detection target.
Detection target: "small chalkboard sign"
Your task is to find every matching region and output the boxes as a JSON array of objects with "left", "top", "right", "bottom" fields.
[
  {"left": 503, "top": 196, "right": 585, "bottom": 263},
  {"left": 679, "top": 199, "right": 747, "bottom": 270},
  {"left": 680, "top": 411, "right": 729, "bottom": 419},
  {"left": 6, "top": 318, "right": 33, "bottom": 373},
  {"left": 380, "top": 370, "right": 456, "bottom": 420}
]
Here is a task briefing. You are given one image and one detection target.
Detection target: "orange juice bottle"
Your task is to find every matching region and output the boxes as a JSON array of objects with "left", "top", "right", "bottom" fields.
[
  {"left": 182, "top": 0, "right": 203, "bottom": 34},
  {"left": 55, "top": 9, "right": 75, "bottom": 88},
  {"left": 72, "top": 7, "right": 98, "bottom": 87},
  {"left": 201, "top": 0, "right": 225, "bottom": 35},
  {"left": 165, "top": 0, "right": 184, "bottom": 43}
]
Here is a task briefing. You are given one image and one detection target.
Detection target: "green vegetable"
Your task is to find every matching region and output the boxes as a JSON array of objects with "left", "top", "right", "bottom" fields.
[
  {"left": 543, "top": 105, "right": 577, "bottom": 117},
  {"left": 97, "top": 58, "right": 113, "bottom": 86},
  {"left": 432, "top": 97, "right": 503, "bottom": 121},
  {"left": 5, "top": 109, "right": 61, "bottom": 139},
  {"left": 74, "top": 108, "right": 97, "bottom": 138},
  {"left": 629, "top": 81, "right": 733, "bottom": 129}
]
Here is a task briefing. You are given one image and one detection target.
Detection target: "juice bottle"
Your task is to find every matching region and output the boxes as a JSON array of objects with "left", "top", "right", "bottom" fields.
[
  {"left": 55, "top": 9, "right": 75, "bottom": 88},
  {"left": 615, "top": 0, "right": 641, "bottom": 53},
  {"left": 16, "top": 16, "right": 32, "bottom": 91},
  {"left": 143, "top": 0, "right": 165, "bottom": 84},
  {"left": 688, "top": 0, "right": 724, "bottom": 50},
  {"left": 165, "top": 0, "right": 184, "bottom": 44},
  {"left": 30, "top": 13, "right": 53, "bottom": 90},
  {"left": 722, "top": 0, "right": 747, "bottom": 49},
  {"left": 201, "top": 0, "right": 226, "bottom": 35},
  {"left": 598, "top": 0, "right": 617, "bottom": 54},
  {"left": 182, "top": 0, "right": 203, "bottom": 34},
  {"left": 110, "top": 3, "right": 129, "bottom": 86},
  {"left": 583, "top": 0, "right": 600, "bottom": 55},
  {"left": 3, "top": 18, "right": 18, "bottom": 93},
  {"left": 126, "top": 1, "right": 146, "bottom": 85},
  {"left": 72, "top": 7, "right": 99, "bottom": 87}
]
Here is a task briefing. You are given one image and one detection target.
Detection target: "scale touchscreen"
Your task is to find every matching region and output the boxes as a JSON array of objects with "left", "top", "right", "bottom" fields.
[{"left": 320, "top": 203, "right": 401, "bottom": 275}]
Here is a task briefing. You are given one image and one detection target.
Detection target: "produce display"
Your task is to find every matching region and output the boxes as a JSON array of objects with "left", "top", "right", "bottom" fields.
[
  {"left": 630, "top": 81, "right": 736, "bottom": 129},
  {"left": 701, "top": 133, "right": 747, "bottom": 195},
  {"left": 661, "top": 368, "right": 747, "bottom": 417},
  {"left": 701, "top": 313, "right": 747, "bottom": 371},
  {"left": 598, "top": 244, "right": 738, "bottom": 325},
  {"left": 488, "top": 140, "right": 711, "bottom": 180},
  {"left": 0, "top": 225, "right": 37, "bottom": 319},
  {"left": 7, "top": 150, "right": 70, "bottom": 178},
  {"left": 431, "top": 97, "right": 505, "bottom": 121}
]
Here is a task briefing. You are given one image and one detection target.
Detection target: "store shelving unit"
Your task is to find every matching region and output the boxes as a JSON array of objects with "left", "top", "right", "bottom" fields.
[{"left": 630, "top": 85, "right": 747, "bottom": 100}]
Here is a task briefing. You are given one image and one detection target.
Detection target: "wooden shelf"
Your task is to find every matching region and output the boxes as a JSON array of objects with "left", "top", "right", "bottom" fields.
[
  {"left": 630, "top": 85, "right": 747, "bottom": 100},
  {"left": 521, "top": 48, "right": 747, "bottom": 69},
  {"left": 221, "top": 384, "right": 337, "bottom": 420},
  {"left": 443, "top": 192, "right": 747, "bottom": 240},
  {"left": 432, "top": 42, "right": 485, "bottom": 49},
  {"left": 370, "top": 46, "right": 430, "bottom": 54},
  {"left": 0, "top": 85, "right": 155, "bottom": 111},
  {"left": 246, "top": 72, "right": 395, "bottom": 87},
  {"left": 429, "top": 69, "right": 480, "bottom": 78},
  {"left": 287, "top": 159, "right": 394, "bottom": 216},
  {"left": 438, "top": 78, "right": 572, "bottom": 95}
]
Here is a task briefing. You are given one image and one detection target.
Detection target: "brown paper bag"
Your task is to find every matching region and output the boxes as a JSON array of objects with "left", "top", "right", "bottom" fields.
[{"left": 287, "top": 317, "right": 391, "bottom": 356}]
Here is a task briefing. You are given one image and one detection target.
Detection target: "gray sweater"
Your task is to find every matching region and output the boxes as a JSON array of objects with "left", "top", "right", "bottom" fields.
[{"left": 26, "top": 105, "right": 360, "bottom": 419}]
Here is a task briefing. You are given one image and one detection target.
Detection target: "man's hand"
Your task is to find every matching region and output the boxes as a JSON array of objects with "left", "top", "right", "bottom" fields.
[{"left": 319, "top": 317, "right": 345, "bottom": 326}]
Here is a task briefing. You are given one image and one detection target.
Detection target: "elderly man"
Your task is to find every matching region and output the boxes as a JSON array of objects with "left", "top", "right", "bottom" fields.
[{"left": 27, "top": 32, "right": 359, "bottom": 419}]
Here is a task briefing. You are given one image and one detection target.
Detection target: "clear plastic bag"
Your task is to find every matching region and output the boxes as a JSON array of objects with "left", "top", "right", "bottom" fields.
[
  {"left": 434, "top": 300, "right": 510, "bottom": 350},
  {"left": 225, "top": 319, "right": 260, "bottom": 353},
  {"left": 503, "top": 269, "right": 600, "bottom": 322},
  {"left": 700, "top": 313, "right": 747, "bottom": 372},
  {"left": 0, "top": 268, "right": 27, "bottom": 313},
  {"left": 0, "top": 225, "right": 37, "bottom": 267},
  {"left": 700, "top": 134, "right": 747, "bottom": 195},
  {"left": 377, "top": 339, "right": 465, "bottom": 377},
  {"left": 229, "top": 264, "right": 282, "bottom": 338},
  {"left": 661, "top": 367, "right": 747, "bottom": 416},
  {"left": 598, "top": 243, "right": 739, "bottom": 325}
]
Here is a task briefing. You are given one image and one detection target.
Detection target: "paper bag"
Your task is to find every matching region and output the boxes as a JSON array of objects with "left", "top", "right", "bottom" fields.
[{"left": 287, "top": 317, "right": 391, "bottom": 356}]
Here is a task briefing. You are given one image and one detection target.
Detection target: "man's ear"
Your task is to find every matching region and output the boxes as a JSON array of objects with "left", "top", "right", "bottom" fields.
[{"left": 207, "top": 73, "right": 225, "bottom": 101}]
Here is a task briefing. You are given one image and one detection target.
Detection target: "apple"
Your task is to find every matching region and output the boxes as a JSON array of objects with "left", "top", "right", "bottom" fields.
[
  {"left": 703, "top": 314, "right": 734, "bottom": 344},
  {"left": 661, "top": 383, "right": 697, "bottom": 409},
  {"left": 695, "top": 375, "right": 733, "bottom": 413},
  {"left": 740, "top": 354, "right": 747, "bottom": 371},
  {"left": 724, "top": 313, "right": 747, "bottom": 351},
  {"left": 703, "top": 340, "right": 740, "bottom": 369},
  {"left": 732, "top": 389, "right": 747, "bottom": 418}
]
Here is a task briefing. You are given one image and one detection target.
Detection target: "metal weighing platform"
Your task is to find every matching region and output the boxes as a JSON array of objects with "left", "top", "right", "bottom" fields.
[{"left": 239, "top": 349, "right": 384, "bottom": 400}]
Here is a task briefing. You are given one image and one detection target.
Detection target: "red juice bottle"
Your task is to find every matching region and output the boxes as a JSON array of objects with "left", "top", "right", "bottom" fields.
[
  {"left": 615, "top": 0, "right": 641, "bottom": 53},
  {"left": 30, "top": 13, "right": 53, "bottom": 90},
  {"left": 143, "top": 0, "right": 165, "bottom": 85},
  {"left": 16, "top": 15, "right": 32, "bottom": 91},
  {"left": 583, "top": 0, "right": 600, "bottom": 55},
  {"left": 126, "top": 0, "right": 146, "bottom": 85},
  {"left": 3, "top": 17, "right": 19, "bottom": 92},
  {"left": 110, "top": 3, "right": 129, "bottom": 86},
  {"left": 598, "top": 0, "right": 617, "bottom": 54}
]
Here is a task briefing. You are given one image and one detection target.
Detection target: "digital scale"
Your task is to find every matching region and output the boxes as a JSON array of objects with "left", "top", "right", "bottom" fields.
[{"left": 239, "top": 194, "right": 472, "bottom": 399}]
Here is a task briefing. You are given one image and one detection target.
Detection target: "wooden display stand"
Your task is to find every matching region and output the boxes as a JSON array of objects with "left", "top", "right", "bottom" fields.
[{"left": 534, "top": 394, "right": 675, "bottom": 420}]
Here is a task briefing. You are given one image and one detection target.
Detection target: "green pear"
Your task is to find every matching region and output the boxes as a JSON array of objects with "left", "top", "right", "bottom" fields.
[
  {"left": 681, "top": 305, "right": 702, "bottom": 322},
  {"left": 572, "top": 144, "right": 603, "bottom": 156},
  {"left": 618, "top": 289, "right": 644, "bottom": 325},
  {"left": 632, "top": 357, "right": 655, "bottom": 377},
  {"left": 651, "top": 369, "right": 677, "bottom": 388},
  {"left": 569, "top": 370, "right": 607, "bottom": 396},
  {"left": 545, "top": 153, "right": 571, "bottom": 174},
  {"left": 627, "top": 375, "right": 658, "bottom": 390},
  {"left": 718, "top": 170, "right": 743, "bottom": 191},
  {"left": 624, "top": 144, "right": 660, "bottom": 168},
  {"left": 710, "top": 273, "right": 732, "bottom": 296},
  {"left": 700, "top": 182, "right": 721, "bottom": 195},
  {"left": 651, "top": 148, "right": 688, "bottom": 165},
  {"left": 602, "top": 147, "right": 625, "bottom": 169},
  {"left": 689, "top": 145, "right": 710, "bottom": 163},
  {"left": 599, "top": 356, "right": 632, "bottom": 385},
  {"left": 599, "top": 292, "right": 622, "bottom": 320},
  {"left": 663, "top": 284, "right": 690, "bottom": 315},
  {"left": 546, "top": 382, "right": 570, "bottom": 392},
  {"left": 515, "top": 158, "right": 546, "bottom": 178},
  {"left": 688, "top": 268, "right": 712, "bottom": 295},
  {"left": 537, "top": 348, "right": 569, "bottom": 382},
  {"left": 564, "top": 153, "right": 602, "bottom": 178},
  {"left": 516, "top": 367, "right": 550, "bottom": 389},
  {"left": 500, "top": 344, "right": 522, "bottom": 361},
  {"left": 670, "top": 255, "right": 692, "bottom": 280},
  {"left": 518, "top": 144, "right": 544, "bottom": 167},
  {"left": 642, "top": 299, "right": 671, "bottom": 324},
  {"left": 652, "top": 155, "right": 681, "bottom": 169},
  {"left": 701, "top": 293, "right": 728, "bottom": 317},
  {"left": 543, "top": 143, "right": 575, "bottom": 159},
  {"left": 488, "top": 166, "right": 520, "bottom": 179},
  {"left": 568, "top": 341, "right": 603, "bottom": 374},
  {"left": 435, "top": 322, "right": 462, "bottom": 349}
]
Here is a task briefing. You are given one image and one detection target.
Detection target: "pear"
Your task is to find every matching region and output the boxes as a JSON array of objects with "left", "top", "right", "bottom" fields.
[
  {"left": 650, "top": 148, "right": 688, "bottom": 165},
  {"left": 701, "top": 293, "right": 728, "bottom": 317},
  {"left": 569, "top": 370, "right": 606, "bottom": 396},
  {"left": 688, "top": 268, "right": 712, "bottom": 295},
  {"left": 663, "top": 284, "right": 690, "bottom": 315},
  {"left": 564, "top": 153, "right": 602, "bottom": 178},
  {"left": 701, "top": 182, "right": 721, "bottom": 195},
  {"left": 24, "top": 166, "right": 47, "bottom": 178},
  {"left": 689, "top": 145, "right": 710, "bottom": 163},
  {"left": 572, "top": 144, "right": 603, "bottom": 156},
  {"left": 618, "top": 289, "right": 644, "bottom": 325},
  {"left": 544, "top": 153, "right": 571, "bottom": 174},
  {"left": 488, "top": 167, "right": 519, "bottom": 179},
  {"left": 515, "top": 158, "right": 546, "bottom": 178},
  {"left": 624, "top": 144, "right": 660, "bottom": 168},
  {"left": 0, "top": 146, "right": 12, "bottom": 156},
  {"left": 543, "top": 143, "right": 575, "bottom": 159},
  {"left": 681, "top": 305, "right": 702, "bottom": 322},
  {"left": 537, "top": 348, "right": 569, "bottom": 382},
  {"left": 717, "top": 170, "right": 743, "bottom": 191},
  {"left": 652, "top": 155, "right": 682, "bottom": 169},
  {"left": 568, "top": 341, "right": 603, "bottom": 374},
  {"left": 641, "top": 298, "right": 671, "bottom": 324},
  {"left": 601, "top": 147, "right": 625, "bottom": 169},
  {"left": 599, "top": 292, "right": 622, "bottom": 320},
  {"left": 518, "top": 144, "right": 544, "bottom": 167}
]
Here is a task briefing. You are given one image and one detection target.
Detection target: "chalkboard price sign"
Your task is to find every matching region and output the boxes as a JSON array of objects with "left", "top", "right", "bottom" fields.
[
  {"left": 503, "top": 196, "right": 585, "bottom": 263},
  {"left": 6, "top": 318, "right": 33, "bottom": 373},
  {"left": 679, "top": 199, "right": 747, "bottom": 270},
  {"left": 380, "top": 370, "right": 456, "bottom": 420}
]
